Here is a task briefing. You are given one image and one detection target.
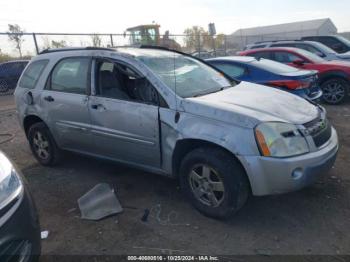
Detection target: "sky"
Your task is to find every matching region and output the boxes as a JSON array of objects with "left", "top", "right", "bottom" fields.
[
  {"left": 1, "top": 0, "right": 350, "bottom": 34},
  {"left": 1, "top": 0, "right": 350, "bottom": 55}
]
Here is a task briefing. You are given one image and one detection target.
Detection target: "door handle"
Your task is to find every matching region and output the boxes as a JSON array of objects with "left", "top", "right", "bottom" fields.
[
  {"left": 44, "top": 96, "right": 54, "bottom": 102},
  {"left": 91, "top": 104, "right": 106, "bottom": 110}
]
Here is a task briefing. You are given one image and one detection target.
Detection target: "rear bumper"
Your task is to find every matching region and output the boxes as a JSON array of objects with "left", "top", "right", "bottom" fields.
[{"left": 239, "top": 127, "right": 338, "bottom": 196}]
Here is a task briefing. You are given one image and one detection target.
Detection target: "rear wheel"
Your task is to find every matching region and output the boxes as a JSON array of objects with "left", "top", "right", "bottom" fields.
[
  {"left": 28, "top": 122, "right": 61, "bottom": 166},
  {"left": 321, "top": 78, "right": 349, "bottom": 105},
  {"left": 179, "top": 147, "right": 250, "bottom": 219}
]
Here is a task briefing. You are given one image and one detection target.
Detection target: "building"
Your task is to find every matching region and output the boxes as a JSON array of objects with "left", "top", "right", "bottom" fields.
[{"left": 230, "top": 18, "right": 337, "bottom": 49}]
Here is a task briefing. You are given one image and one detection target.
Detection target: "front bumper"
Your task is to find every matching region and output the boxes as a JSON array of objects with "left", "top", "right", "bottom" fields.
[
  {"left": 0, "top": 185, "right": 41, "bottom": 261},
  {"left": 239, "top": 127, "right": 338, "bottom": 196}
]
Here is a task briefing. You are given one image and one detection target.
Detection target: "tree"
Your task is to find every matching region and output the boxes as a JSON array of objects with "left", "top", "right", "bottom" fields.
[
  {"left": 183, "top": 26, "right": 212, "bottom": 52},
  {"left": 215, "top": 34, "right": 226, "bottom": 49},
  {"left": 91, "top": 34, "right": 102, "bottom": 47},
  {"left": 51, "top": 40, "right": 67, "bottom": 48},
  {"left": 7, "top": 24, "right": 25, "bottom": 58}
]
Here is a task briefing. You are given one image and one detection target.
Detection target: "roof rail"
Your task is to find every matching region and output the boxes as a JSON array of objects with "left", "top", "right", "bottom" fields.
[
  {"left": 39, "top": 47, "right": 116, "bottom": 55},
  {"left": 254, "top": 39, "right": 301, "bottom": 44}
]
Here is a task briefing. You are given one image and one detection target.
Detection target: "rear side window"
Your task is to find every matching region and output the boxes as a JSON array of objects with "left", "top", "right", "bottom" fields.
[
  {"left": 211, "top": 63, "right": 246, "bottom": 78},
  {"left": 250, "top": 51, "right": 271, "bottom": 60},
  {"left": 18, "top": 60, "right": 48, "bottom": 89},
  {"left": 274, "top": 51, "right": 300, "bottom": 63},
  {"left": 50, "top": 57, "right": 90, "bottom": 94}
]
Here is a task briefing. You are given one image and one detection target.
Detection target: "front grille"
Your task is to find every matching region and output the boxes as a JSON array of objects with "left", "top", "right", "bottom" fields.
[
  {"left": 304, "top": 115, "right": 332, "bottom": 148},
  {"left": 312, "top": 121, "right": 332, "bottom": 147}
]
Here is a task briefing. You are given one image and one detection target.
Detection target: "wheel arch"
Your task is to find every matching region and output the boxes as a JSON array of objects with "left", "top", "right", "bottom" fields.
[
  {"left": 23, "top": 115, "right": 45, "bottom": 137},
  {"left": 319, "top": 71, "right": 350, "bottom": 86},
  {"left": 172, "top": 138, "right": 249, "bottom": 183}
]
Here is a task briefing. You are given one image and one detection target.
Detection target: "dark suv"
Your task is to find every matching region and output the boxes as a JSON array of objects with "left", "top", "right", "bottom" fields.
[
  {"left": 301, "top": 36, "right": 350, "bottom": 54},
  {"left": 0, "top": 60, "right": 29, "bottom": 93}
]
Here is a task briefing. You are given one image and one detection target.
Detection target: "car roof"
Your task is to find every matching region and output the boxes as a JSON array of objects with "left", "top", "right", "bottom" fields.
[
  {"left": 35, "top": 46, "right": 189, "bottom": 61},
  {"left": 242, "top": 47, "right": 302, "bottom": 53},
  {"left": 207, "top": 56, "right": 257, "bottom": 63}
]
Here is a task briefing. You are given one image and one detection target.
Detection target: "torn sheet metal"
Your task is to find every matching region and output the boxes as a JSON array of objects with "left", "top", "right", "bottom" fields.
[{"left": 78, "top": 183, "right": 123, "bottom": 221}]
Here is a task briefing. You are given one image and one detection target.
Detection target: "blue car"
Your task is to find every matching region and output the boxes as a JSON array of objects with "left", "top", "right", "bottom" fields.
[
  {"left": 0, "top": 60, "right": 29, "bottom": 93},
  {"left": 206, "top": 56, "right": 322, "bottom": 101}
]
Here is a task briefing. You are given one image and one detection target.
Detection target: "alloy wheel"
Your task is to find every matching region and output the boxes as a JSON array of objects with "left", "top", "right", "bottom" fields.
[
  {"left": 322, "top": 81, "right": 346, "bottom": 104},
  {"left": 33, "top": 131, "right": 50, "bottom": 160},
  {"left": 189, "top": 164, "right": 225, "bottom": 207}
]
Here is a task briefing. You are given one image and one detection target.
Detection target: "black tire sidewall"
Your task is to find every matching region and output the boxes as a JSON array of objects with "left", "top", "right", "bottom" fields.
[
  {"left": 179, "top": 147, "right": 249, "bottom": 219},
  {"left": 321, "top": 78, "right": 349, "bottom": 105},
  {"left": 28, "top": 122, "right": 59, "bottom": 166}
]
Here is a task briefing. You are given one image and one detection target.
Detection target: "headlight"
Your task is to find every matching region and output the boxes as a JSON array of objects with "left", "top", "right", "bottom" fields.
[
  {"left": 0, "top": 152, "right": 23, "bottom": 210},
  {"left": 255, "top": 122, "right": 309, "bottom": 157}
]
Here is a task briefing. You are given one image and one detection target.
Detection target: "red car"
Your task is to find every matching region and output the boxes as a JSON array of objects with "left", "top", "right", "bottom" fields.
[{"left": 239, "top": 47, "right": 350, "bottom": 104}]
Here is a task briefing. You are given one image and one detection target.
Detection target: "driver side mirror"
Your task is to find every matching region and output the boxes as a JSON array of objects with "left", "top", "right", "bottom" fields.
[{"left": 292, "top": 59, "right": 305, "bottom": 66}]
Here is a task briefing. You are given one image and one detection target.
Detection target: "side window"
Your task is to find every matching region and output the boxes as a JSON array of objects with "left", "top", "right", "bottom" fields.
[
  {"left": 18, "top": 60, "right": 48, "bottom": 89},
  {"left": 250, "top": 51, "right": 271, "bottom": 60},
  {"left": 318, "top": 37, "right": 346, "bottom": 52},
  {"left": 95, "top": 59, "right": 159, "bottom": 105},
  {"left": 212, "top": 63, "right": 246, "bottom": 78},
  {"left": 271, "top": 43, "right": 296, "bottom": 48},
  {"left": 50, "top": 57, "right": 90, "bottom": 94},
  {"left": 295, "top": 44, "right": 324, "bottom": 57},
  {"left": 251, "top": 44, "right": 267, "bottom": 49},
  {"left": 273, "top": 51, "right": 301, "bottom": 63}
]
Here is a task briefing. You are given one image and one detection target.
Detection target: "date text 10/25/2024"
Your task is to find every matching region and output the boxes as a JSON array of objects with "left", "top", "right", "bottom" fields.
[{"left": 127, "top": 256, "right": 219, "bottom": 261}]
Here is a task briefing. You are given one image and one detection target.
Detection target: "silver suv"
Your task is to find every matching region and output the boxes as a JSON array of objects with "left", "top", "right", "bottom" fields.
[{"left": 14, "top": 47, "right": 339, "bottom": 219}]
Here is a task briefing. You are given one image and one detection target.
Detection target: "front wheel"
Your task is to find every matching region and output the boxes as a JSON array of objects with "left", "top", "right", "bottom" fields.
[
  {"left": 321, "top": 78, "right": 349, "bottom": 105},
  {"left": 179, "top": 147, "right": 250, "bottom": 219}
]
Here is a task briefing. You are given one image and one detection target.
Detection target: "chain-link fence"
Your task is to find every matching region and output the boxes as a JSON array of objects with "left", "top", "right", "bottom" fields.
[
  {"left": 0, "top": 31, "right": 241, "bottom": 96},
  {"left": 0, "top": 32, "right": 240, "bottom": 59}
]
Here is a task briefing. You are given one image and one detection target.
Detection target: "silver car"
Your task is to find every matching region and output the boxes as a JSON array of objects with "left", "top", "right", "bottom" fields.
[
  {"left": 14, "top": 47, "right": 338, "bottom": 219},
  {"left": 244, "top": 40, "right": 350, "bottom": 61}
]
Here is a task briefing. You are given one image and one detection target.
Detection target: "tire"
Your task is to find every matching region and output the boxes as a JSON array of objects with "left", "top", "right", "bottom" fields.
[
  {"left": 179, "top": 147, "right": 250, "bottom": 219},
  {"left": 28, "top": 122, "right": 61, "bottom": 166},
  {"left": 0, "top": 79, "right": 9, "bottom": 93},
  {"left": 321, "top": 78, "right": 349, "bottom": 105}
]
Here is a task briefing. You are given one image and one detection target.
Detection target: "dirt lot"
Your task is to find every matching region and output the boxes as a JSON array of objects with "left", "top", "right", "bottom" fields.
[{"left": 0, "top": 95, "right": 349, "bottom": 258}]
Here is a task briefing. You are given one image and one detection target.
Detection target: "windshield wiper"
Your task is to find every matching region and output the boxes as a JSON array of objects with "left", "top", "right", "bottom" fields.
[{"left": 192, "top": 87, "right": 227, "bottom": 98}]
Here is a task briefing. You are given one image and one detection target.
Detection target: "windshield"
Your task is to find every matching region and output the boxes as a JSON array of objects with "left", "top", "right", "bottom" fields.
[
  {"left": 251, "top": 58, "right": 299, "bottom": 73},
  {"left": 296, "top": 49, "right": 325, "bottom": 63},
  {"left": 336, "top": 36, "right": 350, "bottom": 47},
  {"left": 311, "top": 41, "right": 337, "bottom": 54},
  {"left": 132, "top": 50, "right": 233, "bottom": 98}
]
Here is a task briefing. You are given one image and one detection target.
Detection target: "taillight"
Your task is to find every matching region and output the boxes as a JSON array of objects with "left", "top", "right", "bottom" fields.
[{"left": 267, "top": 80, "right": 311, "bottom": 90}]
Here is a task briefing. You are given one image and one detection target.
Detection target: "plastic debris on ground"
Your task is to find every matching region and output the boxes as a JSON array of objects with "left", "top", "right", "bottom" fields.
[
  {"left": 78, "top": 183, "right": 123, "bottom": 221},
  {"left": 41, "top": 230, "right": 49, "bottom": 239}
]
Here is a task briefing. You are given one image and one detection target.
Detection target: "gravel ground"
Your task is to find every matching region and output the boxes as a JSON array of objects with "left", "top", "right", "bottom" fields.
[{"left": 0, "top": 95, "right": 349, "bottom": 259}]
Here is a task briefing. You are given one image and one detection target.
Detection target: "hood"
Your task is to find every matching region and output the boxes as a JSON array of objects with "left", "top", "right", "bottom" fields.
[{"left": 182, "top": 82, "right": 320, "bottom": 128}]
